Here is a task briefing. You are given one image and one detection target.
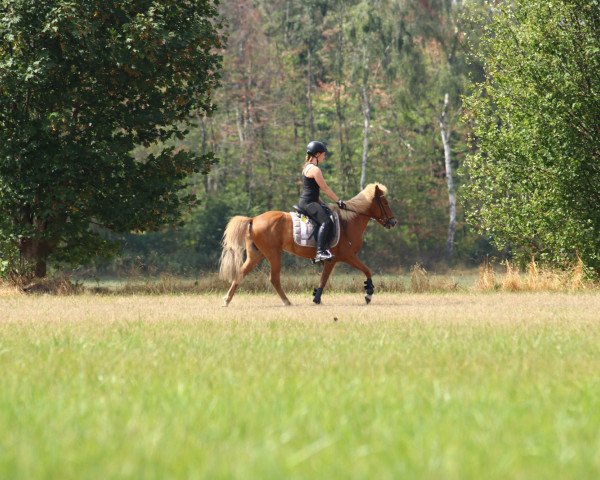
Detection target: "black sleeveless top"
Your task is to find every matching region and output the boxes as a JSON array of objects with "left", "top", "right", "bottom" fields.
[{"left": 300, "top": 164, "right": 320, "bottom": 203}]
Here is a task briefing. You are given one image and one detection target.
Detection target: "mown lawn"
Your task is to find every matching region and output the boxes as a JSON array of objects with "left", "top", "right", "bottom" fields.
[{"left": 1, "top": 292, "right": 599, "bottom": 479}]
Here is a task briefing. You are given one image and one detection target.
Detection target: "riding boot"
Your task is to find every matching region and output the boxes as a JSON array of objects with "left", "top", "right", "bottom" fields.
[{"left": 314, "top": 222, "right": 334, "bottom": 262}]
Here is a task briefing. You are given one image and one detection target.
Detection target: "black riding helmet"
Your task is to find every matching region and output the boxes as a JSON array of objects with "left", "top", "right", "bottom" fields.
[{"left": 306, "top": 141, "right": 328, "bottom": 157}]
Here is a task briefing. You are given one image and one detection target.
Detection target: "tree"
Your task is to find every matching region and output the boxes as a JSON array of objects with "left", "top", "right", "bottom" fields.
[
  {"left": 0, "top": 0, "right": 222, "bottom": 278},
  {"left": 463, "top": 0, "right": 600, "bottom": 275},
  {"left": 439, "top": 93, "right": 456, "bottom": 260},
  {"left": 113, "top": 0, "right": 489, "bottom": 274}
]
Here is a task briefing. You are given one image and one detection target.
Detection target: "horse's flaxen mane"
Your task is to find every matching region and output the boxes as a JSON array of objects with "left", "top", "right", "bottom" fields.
[{"left": 331, "top": 183, "right": 388, "bottom": 222}]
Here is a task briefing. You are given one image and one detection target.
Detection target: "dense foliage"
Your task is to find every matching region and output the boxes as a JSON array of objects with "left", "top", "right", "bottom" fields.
[
  {"left": 0, "top": 0, "right": 222, "bottom": 277},
  {"left": 463, "top": 0, "right": 600, "bottom": 275},
  {"left": 109, "top": 0, "right": 487, "bottom": 276},
  {"left": 6, "top": 0, "right": 595, "bottom": 277}
]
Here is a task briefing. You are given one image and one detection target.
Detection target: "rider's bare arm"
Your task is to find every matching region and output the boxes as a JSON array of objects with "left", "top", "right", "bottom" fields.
[{"left": 307, "top": 166, "right": 340, "bottom": 203}]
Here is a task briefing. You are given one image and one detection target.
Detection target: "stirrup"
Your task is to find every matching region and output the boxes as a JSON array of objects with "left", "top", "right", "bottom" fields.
[{"left": 313, "top": 250, "right": 334, "bottom": 263}]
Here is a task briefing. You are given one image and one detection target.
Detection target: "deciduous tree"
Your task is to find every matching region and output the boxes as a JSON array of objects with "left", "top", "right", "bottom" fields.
[
  {"left": 463, "top": 0, "right": 600, "bottom": 274},
  {"left": 0, "top": 0, "right": 222, "bottom": 278}
]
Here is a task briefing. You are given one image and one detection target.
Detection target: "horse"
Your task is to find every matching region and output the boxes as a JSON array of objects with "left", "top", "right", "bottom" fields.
[{"left": 219, "top": 183, "right": 397, "bottom": 306}]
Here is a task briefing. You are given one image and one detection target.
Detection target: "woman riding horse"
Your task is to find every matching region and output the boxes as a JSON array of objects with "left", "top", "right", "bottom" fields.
[
  {"left": 219, "top": 171, "right": 398, "bottom": 306},
  {"left": 299, "top": 141, "right": 346, "bottom": 263}
]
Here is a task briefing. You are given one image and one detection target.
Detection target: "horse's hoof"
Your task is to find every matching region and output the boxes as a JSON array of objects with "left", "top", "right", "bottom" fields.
[
  {"left": 222, "top": 296, "right": 230, "bottom": 307},
  {"left": 283, "top": 300, "right": 292, "bottom": 306},
  {"left": 313, "top": 287, "right": 323, "bottom": 305},
  {"left": 364, "top": 279, "right": 374, "bottom": 305}
]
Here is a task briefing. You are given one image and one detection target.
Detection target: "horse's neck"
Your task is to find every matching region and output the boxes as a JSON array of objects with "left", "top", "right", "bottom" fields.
[{"left": 345, "top": 214, "right": 370, "bottom": 242}]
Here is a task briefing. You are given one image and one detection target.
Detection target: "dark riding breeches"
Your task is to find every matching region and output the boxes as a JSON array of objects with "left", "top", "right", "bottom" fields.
[
  {"left": 298, "top": 201, "right": 333, "bottom": 252},
  {"left": 298, "top": 201, "right": 332, "bottom": 227}
]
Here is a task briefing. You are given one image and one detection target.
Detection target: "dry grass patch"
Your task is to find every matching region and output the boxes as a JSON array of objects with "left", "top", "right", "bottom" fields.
[
  {"left": 0, "top": 283, "right": 23, "bottom": 297},
  {"left": 0, "top": 275, "right": 82, "bottom": 296},
  {"left": 1, "top": 259, "right": 597, "bottom": 298},
  {"left": 86, "top": 271, "right": 412, "bottom": 295},
  {"left": 410, "top": 264, "right": 459, "bottom": 293},
  {"left": 476, "top": 258, "right": 497, "bottom": 291},
  {"left": 477, "top": 258, "right": 596, "bottom": 293}
]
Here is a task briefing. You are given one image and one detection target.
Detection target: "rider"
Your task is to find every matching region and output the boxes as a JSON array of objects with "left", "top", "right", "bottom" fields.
[{"left": 299, "top": 141, "right": 346, "bottom": 263}]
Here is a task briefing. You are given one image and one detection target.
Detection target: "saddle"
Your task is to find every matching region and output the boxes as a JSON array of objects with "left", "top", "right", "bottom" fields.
[{"left": 290, "top": 204, "right": 340, "bottom": 248}]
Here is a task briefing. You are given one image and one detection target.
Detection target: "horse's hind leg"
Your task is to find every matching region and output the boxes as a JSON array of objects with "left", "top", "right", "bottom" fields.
[
  {"left": 222, "top": 241, "right": 264, "bottom": 307},
  {"left": 344, "top": 255, "right": 374, "bottom": 304},
  {"left": 264, "top": 252, "right": 291, "bottom": 306}
]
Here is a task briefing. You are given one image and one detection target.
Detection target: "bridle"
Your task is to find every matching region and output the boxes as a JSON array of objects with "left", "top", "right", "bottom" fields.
[{"left": 342, "top": 194, "right": 396, "bottom": 229}]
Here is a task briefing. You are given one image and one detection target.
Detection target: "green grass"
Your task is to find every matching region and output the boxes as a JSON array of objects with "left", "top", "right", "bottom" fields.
[{"left": 1, "top": 293, "right": 600, "bottom": 479}]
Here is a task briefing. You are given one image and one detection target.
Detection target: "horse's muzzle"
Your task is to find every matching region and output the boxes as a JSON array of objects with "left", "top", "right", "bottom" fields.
[{"left": 385, "top": 218, "right": 398, "bottom": 229}]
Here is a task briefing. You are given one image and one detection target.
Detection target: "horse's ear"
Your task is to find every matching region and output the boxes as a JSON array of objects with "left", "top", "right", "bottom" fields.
[{"left": 375, "top": 184, "right": 382, "bottom": 196}]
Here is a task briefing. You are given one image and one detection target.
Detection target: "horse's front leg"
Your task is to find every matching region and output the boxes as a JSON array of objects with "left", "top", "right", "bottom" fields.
[
  {"left": 313, "top": 260, "right": 336, "bottom": 304},
  {"left": 344, "top": 255, "right": 374, "bottom": 304}
]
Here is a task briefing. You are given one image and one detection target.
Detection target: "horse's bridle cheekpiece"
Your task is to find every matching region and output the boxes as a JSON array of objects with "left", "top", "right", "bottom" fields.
[
  {"left": 343, "top": 194, "right": 396, "bottom": 229},
  {"left": 374, "top": 194, "right": 396, "bottom": 229}
]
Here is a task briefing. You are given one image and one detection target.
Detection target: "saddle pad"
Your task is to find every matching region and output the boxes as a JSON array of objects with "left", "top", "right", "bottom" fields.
[{"left": 290, "top": 211, "right": 340, "bottom": 248}]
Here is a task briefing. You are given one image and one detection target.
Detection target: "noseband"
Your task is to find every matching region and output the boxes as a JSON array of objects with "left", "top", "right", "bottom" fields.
[{"left": 373, "top": 195, "right": 395, "bottom": 228}]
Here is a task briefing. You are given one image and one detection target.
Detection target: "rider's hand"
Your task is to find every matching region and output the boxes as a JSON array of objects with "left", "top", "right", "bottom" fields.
[{"left": 337, "top": 200, "right": 346, "bottom": 209}]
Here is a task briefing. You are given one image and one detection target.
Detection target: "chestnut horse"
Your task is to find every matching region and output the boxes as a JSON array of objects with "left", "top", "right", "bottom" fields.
[{"left": 219, "top": 183, "right": 397, "bottom": 306}]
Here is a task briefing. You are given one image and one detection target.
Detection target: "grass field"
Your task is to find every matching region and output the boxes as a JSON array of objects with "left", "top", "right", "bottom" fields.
[{"left": 1, "top": 291, "right": 600, "bottom": 479}]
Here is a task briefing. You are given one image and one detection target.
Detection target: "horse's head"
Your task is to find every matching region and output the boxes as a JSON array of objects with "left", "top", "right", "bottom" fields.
[{"left": 369, "top": 184, "right": 398, "bottom": 229}]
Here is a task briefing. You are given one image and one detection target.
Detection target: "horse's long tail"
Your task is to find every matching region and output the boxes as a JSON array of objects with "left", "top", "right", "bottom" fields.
[{"left": 219, "top": 216, "right": 252, "bottom": 282}]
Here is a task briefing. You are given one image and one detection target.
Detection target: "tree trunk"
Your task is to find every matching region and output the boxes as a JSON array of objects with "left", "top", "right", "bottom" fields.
[
  {"left": 335, "top": 83, "right": 351, "bottom": 194},
  {"left": 19, "top": 238, "right": 50, "bottom": 278},
  {"left": 334, "top": 8, "right": 352, "bottom": 196},
  {"left": 360, "top": 83, "right": 370, "bottom": 191},
  {"left": 17, "top": 206, "right": 52, "bottom": 278},
  {"left": 260, "top": 127, "right": 274, "bottom": 210},
  {"left": 235, "top": 105, "right": 253, "bottom": 209},
  {"left": 208, "top": 121, "right": 219, "bottom": 193},
  {"left": 306, "top": 48, "right": 315, "bottom": 139},
  {"left": 34, "top": 258, "right": 46, "bottom": 278},
  {"left": 200, "top": 116, "right": 209, "bottom": 193},
  {"left": 440, "top": 93, "right": 456, "bottom": 260}
]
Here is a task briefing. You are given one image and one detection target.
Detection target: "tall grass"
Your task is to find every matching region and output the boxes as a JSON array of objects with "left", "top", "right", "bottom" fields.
[
  {"left": 476, "top": 258, "right": 496, "bottom": 291},
  {"left": 1, "top": 260, "right": 596, "bottom": 296},
  {"left": 79, "top": 267, "right": 465, "bottom": 295},
  {"left": 477, "top": 258, "right": 594, "bottom": 292}
]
